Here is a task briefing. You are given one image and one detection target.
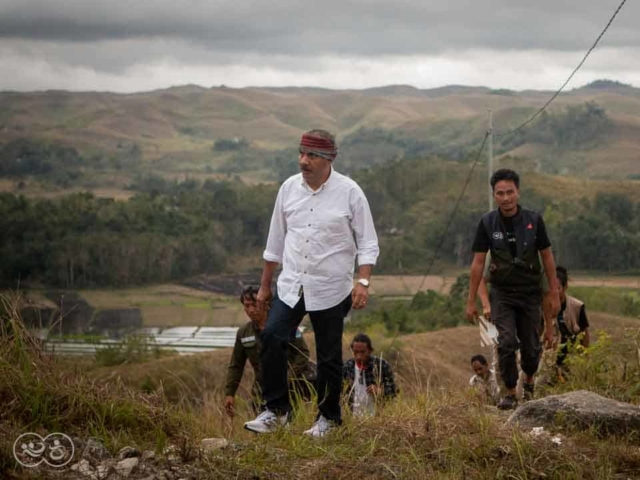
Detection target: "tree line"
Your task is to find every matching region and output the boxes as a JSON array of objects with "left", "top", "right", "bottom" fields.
[
  {"left": 1, "top": 157, "right": 639, "bottom": 288},
  {"left": 0, "top": 139, "right": 142, "bottom": 188},
  {"left": 0, "top": 179, "right": 276, "bottom": 287},
  {"left": 353, "top": 158, "right": 640, "bottom": 274}
]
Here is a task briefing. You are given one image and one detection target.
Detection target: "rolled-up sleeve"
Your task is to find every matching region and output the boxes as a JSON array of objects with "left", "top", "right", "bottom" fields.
[
  {"left": 350, "top": 186, "right": 379, "bottom": 266},
  {"left": 263, "top": 184, "right": 287, "bottom": 263}
]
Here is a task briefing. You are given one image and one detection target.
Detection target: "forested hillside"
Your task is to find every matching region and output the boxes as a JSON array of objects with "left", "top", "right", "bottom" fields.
[{"left": 2, "top": 156, "right": 639, "bottom": 288}]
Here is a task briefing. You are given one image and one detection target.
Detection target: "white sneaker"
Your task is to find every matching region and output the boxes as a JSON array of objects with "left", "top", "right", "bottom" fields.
[
  {"left": 244, "top": 410, "right": 288, "bottom": 434},
  {"left": 303, "top": 415, "right": 334, "bottom": 438}
]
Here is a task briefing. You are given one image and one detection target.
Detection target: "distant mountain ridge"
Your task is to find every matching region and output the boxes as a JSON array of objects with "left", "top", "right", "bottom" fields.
[{"left": 1, "top": 79, "right": 639, "bottom": 189}]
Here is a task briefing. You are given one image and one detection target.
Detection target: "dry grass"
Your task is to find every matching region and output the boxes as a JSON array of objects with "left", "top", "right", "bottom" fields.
[
  {"left": 4, "top": 287, "right": 640, "bottom": 478},
  {"left": 3, "top": 85, "right": 640, "bottom": 175},
  {"left": 197, "top": 393, "right": 640, "bottom": 480},
  {"left": 0, "top": 292, "right": 200, "bottom": 477},
  {"left": 89, "top": 306, "right": 640, "bottom": 416},
  {"left": 370, "top": 275, "right": 455, "bottom": 297}
]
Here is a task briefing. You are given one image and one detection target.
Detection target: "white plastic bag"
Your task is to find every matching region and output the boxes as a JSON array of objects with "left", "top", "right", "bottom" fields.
[{"left": 478, "top": 315, "right": 499, "bottom": 348}]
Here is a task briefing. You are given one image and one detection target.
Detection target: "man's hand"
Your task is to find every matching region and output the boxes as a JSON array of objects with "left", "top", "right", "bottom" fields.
[
  {"left": 542, "top": 292, "right": 554, "bottom": 323},
  {"left": 543, "top": 325, "right": 555, "bottom": 350},
  {"left": 223, "top": 395, "right": 235, "bottom": 417},
  {"left": 367, "top": 384, "right": 382, "bottom": 396},
  {"left": 257, "top": 285, "right": 272, "bottom": 312},
  {"left": 548, "top": 292, "right": 561, "bottom": 319},
  {"left": 352, "top": 284, "right": 369, "bottom": 310},
  {"left": 466, "top": 299, "right": 478, "bottom": 324},
  {"left": 482, "top": 304, "right": 491, "bottom": 322}
]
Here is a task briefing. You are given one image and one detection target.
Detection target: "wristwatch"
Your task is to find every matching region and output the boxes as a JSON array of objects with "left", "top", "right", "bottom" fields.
[{"left": 357, "top": 278, "right": 370, "bottom": 288}]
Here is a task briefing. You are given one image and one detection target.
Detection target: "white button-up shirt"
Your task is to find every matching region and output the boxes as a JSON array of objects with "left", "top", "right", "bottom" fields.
[{"left": 263, "top": 169, "right": 379, "bottom": 311}]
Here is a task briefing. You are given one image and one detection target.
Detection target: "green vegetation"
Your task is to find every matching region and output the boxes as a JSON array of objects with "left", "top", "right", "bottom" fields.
[
  {"left": 2, "top": 155, "right": 640, "bottom": 288},
  {"left": 0, "top": 179, "right": 276, "bottom": 287},
  {"left": 350, "top": 275, "right": 470, "bottom": 335},
  {"left": 549, "top": 192, "right": 640, "bottom": 272},
  {"left": 568, "top": 287, "right": 640, "bottom": 318},
  {"left": 94, "top": 335, "right": 175, "bottom": 367},
  {"left": 0, "top": 138, "right": 142, "bottom": 188},
  {"left": 355, "top": 158, "right": 640, "bottom": 275},
  {"left": 212, "top": 137, "right": 249, "bottom": 152},
  {"left": 499, "top": 102, "right": 613, "bottom": 153},
  {"left": 539, "top": 328, "right": 640, "bottom": 404},
  {"left": 582, "top": 79, "right": 633, "bottom": 90}
]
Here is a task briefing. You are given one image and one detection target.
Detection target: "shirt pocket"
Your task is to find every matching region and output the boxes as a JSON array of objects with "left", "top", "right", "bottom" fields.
[{"left": 322, "top": 209, "right": 351, "bottom": 236}]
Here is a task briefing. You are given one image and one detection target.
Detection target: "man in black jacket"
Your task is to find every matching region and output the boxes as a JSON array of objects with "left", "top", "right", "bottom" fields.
[{"left": 466, "top": 169, "right": 560, "bottom": 410}]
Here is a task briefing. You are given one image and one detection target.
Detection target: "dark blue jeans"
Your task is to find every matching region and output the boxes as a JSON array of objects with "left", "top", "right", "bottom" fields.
[{"left": 260, "top": 293, "right": 352, "bottom": 424}]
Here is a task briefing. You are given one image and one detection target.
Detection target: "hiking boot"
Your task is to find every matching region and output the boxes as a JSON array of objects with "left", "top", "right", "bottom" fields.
[
  {"left": 303, "top": 415, "right": 334, "bottom": 438},
  {"left": 243, "top": 409, "right": 289, "bottom": 434},
  {"left": 497, "top": 394, "right": 518, "bottom": 411},
  {"left": 523, "top": 382, "right": 535, "bottom": 402}
]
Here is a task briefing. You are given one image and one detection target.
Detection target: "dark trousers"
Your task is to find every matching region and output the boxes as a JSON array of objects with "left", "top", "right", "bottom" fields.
[
  {"left": 260, "top": 293, "right": 352, "bottom": 423},
  {"left": 491, "top": 288, "right": 542, "bottom": 390}
]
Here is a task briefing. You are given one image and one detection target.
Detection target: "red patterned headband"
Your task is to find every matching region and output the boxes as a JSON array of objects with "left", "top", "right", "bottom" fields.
[{"left": 300, "top": 133, "right": 338, "bottom": 161}]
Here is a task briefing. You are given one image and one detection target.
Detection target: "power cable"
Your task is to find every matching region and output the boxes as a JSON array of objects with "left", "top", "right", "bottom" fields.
[
  {"left": 406, "top": 0, "right": 629, "bottom": 300},
  {"left": 495, "top": 0, "right": 628, "bottom": 138},
  {"left": 414, "top": 132, "right": 489, "bottom": 295}
]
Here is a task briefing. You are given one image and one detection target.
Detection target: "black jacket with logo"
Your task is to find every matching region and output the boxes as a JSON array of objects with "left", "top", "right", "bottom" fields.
[{"left": 477, "top": 207, "right": 547, "bottom": 293}]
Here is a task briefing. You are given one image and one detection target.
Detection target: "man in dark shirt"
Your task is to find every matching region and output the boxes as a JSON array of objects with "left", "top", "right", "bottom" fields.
[
  {"left": 224, "top": 286, "right": 315, "bottom": 417},
  {"left": 466, "top": 169, "right": 560, "bottom": 410},
  {"left": 342, "top": 333, "right": 396, "bottom": 416},
  {"left": 554, "top": 266, "right": 590, "bottom": 369}
]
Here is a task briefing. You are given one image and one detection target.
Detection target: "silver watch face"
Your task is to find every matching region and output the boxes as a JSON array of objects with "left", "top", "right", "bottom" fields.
[{"left": 358, "top": 279, "right": 370, "bottom": 287}]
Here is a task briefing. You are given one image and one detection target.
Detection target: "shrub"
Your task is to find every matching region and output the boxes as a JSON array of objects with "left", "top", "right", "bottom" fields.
[{"left": 94, "top": 335, "right": 172, "bottom": 367}]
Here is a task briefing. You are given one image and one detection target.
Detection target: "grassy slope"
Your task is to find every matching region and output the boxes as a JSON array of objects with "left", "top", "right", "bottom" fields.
[
  {"left": 81, "top": 311, "right": 640, "bottom": 479},
  {"left": 89, "top": 309, "right": 639, "bottom": 406},
  {"left": 3, "top": 286, "right": 640, "bottom": 478}
]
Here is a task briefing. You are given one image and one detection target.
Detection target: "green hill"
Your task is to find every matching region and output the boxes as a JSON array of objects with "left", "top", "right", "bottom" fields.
[{"left": 1, "top": 80, "right": 640, "bottom": 198}]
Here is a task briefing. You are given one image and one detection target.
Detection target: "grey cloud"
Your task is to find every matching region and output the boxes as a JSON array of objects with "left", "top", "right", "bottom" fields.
[
  {"left": 0, "top": 0, "right": 638, "bottom": 57},
  {"left": 2, "top": 0, "right": 639, "bottom": 93},
  {"left": 1, "top": 38, "right": 328, "bottom": 75}
]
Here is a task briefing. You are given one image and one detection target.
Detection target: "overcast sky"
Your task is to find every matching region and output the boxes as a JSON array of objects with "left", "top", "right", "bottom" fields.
[{"left": 0, "top": 0, "right": 638, "bottom": 93}]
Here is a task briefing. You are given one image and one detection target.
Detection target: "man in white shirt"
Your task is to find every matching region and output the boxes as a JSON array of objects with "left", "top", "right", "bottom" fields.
[{"left": 244, "top": 129, "right": 379, "bottom": 437}]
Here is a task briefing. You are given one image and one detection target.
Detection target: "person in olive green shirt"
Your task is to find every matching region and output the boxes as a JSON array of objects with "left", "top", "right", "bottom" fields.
[{"left": 224, "top": 286, "right": 315, "bottom": 417}]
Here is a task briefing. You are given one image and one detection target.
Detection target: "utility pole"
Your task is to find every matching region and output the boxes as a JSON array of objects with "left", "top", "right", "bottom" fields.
[{"left": 487, "top": 109, "right": 494, "bottom": 211}]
